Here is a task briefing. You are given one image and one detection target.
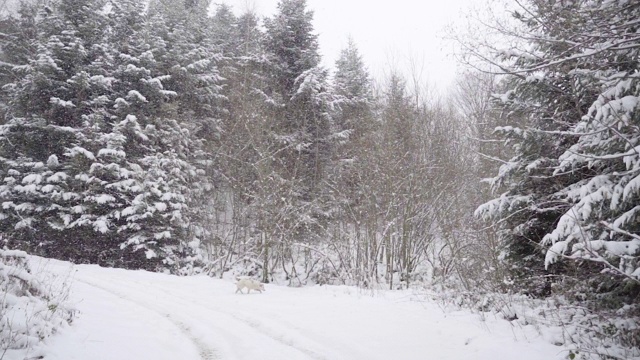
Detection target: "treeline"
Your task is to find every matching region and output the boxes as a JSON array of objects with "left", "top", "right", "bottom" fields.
[
  {"left": 1, "top": 0, "right": 639, "bottom": 315},
  {"left": 0, "top": 0, "right": 478, "bottom": 284}
]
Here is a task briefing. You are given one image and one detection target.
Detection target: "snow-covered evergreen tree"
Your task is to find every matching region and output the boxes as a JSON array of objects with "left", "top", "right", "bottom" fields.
[
  {"left": 334, "top": 39, "right": 372, "bottom": 105},
  {"left": 0, "top": 0, "right": 111, "bottom": 258},
  {"left": 263, "top": 0, "right": 333, "bottom": 232},
  {"left": 0, "top": 0, "right": 223, "bottom": 271},
  {"left": 476, "top": 0, "right": 640, "bottom": 296},
  {"left": 209, "top": 3, "right": 239, "bottom": 58},
  {"left": 326, "top": 39, "right": 378, "bottom": 285},
  {"left": 264, "top": 0, "right": 319, "bottom": 98},
  {"left": 330, "top": 38, "right": 374, "bottom": 206}
]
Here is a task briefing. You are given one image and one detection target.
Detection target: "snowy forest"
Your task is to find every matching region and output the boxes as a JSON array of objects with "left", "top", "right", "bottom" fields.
[{"left": 0, "top": 0, "right": 639, "bottom": 358}]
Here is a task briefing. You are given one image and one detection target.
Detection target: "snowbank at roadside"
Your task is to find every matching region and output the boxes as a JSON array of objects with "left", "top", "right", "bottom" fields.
[{"left": 0, "top": 251, "right": 74, "bottom": 360}]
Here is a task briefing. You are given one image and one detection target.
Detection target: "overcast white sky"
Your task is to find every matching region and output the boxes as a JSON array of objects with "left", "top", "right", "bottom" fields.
[{"left": 217, "top": 0, "right": 476, "bottom": 90}]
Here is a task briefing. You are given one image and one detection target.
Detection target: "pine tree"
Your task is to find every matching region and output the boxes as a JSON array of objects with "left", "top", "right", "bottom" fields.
[
  {"left": 109, "top": 0, "right": 223, "bottom": 270},
  {"left": 259, "top": 0, "right": 332, "bottom": 243},
  {"left": 328, "top": 39, "right": 376, "bottom": 285},
  {"left": 334, "top": 38, "right": 372, "bottom": 105},
  {"left": 211, "top": 0, "right": 331, "bottom": 282},
  {"left": 476, "top": 0, "right": 640, "bottom": 296},
  {"left": 0, "top": 0, "right": 111, "bottom": 259},
  {"left": 264, "top": 0, "right": 320, "bottom": 97},
  {"left": 333, "top": 38, "right": 374, "bottom": 153},
  {"left": 210, "top": 3, "right": 239, "bottom": 57},
  {"left": 0, "top": 0, "right": 223, "bottom": 271},
  {"left": 216, "top": 8, "right": 265, "bottom": 200}
]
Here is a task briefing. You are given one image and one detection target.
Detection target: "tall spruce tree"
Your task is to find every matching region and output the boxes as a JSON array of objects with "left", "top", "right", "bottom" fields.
[
  {"left": 476, "top": 0, "right": 640, "bottom": 298},
  {"left": 332, "top": 38, "right": 374, "bottom": 188},
  {"left": 0, "top": 0, "right": 112, "bottom": 260},
  {"left": 329, "top": 39, "right": 377, "bottom": 285},
  {"left": 0, "top": 0, "right": 223, "bottom": 271},
  {"left": 264, "top": 0, "right": 319, "bottom": 97},
  {"left": 262, "top": 0, "right": 333, "bottom": 241}
]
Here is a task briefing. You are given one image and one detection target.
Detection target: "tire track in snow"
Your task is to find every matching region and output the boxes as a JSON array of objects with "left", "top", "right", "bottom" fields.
[
  {"left": 77, "top": 279, "right": 220, "bottom": 360},
  {"left": 137, "top": 281, "right": 374, "bottom": 359},
  {"left": 218, "top": 311, "right": 328, "bottom": 360},
  {"left": 139, "top": 283, "right": 370, "bottom": 359},
  {"left": 231, "top": 309, "right": 373, "bottom": 360},
  {"left": 198, "top": 299, "right": 370, "bottom": 360},
  {"left": 95, "top": 277, "right": 332, "bottom": 360},
  {"left": 164, "top": 314, "right": 219, "bottom": 360}
]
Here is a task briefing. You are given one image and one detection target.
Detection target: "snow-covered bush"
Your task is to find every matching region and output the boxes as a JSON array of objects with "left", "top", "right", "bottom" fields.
[
  {"left": 0, "top": 249, "right": 74, "bottom": 359},
  {"left": 427, "top": 285, "right": 640, "bottom": 360}
]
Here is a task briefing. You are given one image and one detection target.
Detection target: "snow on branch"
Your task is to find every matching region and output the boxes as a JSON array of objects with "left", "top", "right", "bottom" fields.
[{"left": 49, "top": 97, "right": 76, "bottom": 108}]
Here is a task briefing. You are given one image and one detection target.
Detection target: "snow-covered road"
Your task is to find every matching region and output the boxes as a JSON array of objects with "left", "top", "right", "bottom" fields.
[{"left": 36, "top": 260, "right": 565, "bottom": 360}]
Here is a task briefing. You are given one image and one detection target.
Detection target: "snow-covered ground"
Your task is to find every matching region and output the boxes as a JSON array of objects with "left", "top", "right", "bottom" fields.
[{"left": 19, "top": 259, "right": 566, "bottom": 360}]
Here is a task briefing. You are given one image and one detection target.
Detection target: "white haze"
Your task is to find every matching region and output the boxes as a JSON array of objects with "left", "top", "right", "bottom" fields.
[{"left": 219, "top": 0, "right": 477, "bottom": 90}]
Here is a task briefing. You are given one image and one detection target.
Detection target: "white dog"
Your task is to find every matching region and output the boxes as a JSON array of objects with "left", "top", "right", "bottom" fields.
[{"left": 235, "top": 277, "right": 266, "bottom": 294}]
